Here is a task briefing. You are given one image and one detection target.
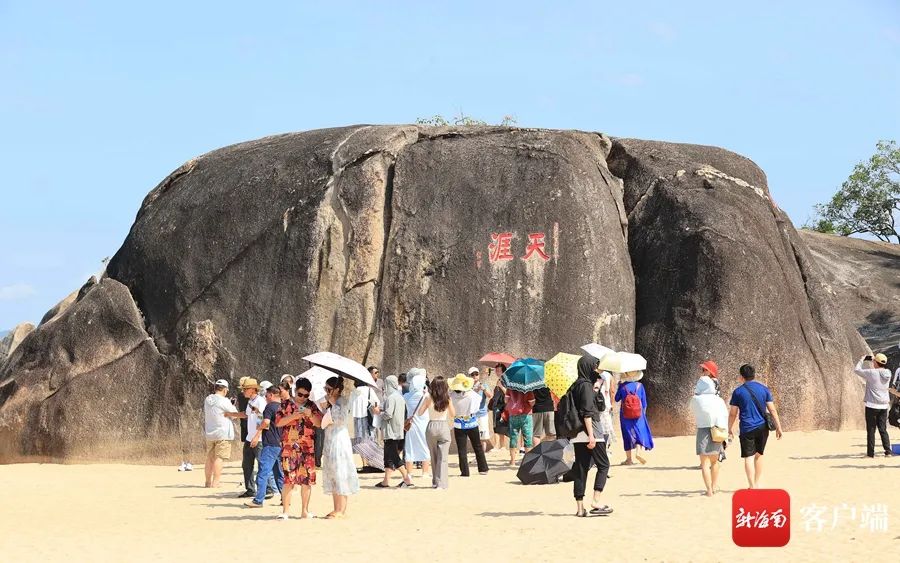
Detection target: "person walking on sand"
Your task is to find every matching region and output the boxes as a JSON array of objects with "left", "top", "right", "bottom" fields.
[
  {"left": 403, "top": 369, "right": 431, "bottom": 478},
  {"left": 691, "top": 374, "right": 728, "bottom": 496},
  {"left": 854, "top": 353, "right": 893, "bottom": 458},
  {"left": 450, "top": 373, "right": 489, "bottom": 476},
  {"left": 728, "top": 364, "right": 784, "bottom": 489},
  {"left": 378, "top": 375, "right": 415, "bottom": 488},
  {"left": 615, "top": 371, "right": 654, "bottom": 465},
  {"left": 321, "top": 377, "right": 360, "bottom": 519},
  {"left": 245, "top": 385, "right": 285, "bottom": 508},
  {"left": 418, "top": 375, "right": 455, "bottom": 489},
  {"left": 570, "top": 355, "right": 613, "bottom": 518},
  {"left": 203, "top": 379, "right": 238, "bottom": 488},
  {"left": 275, "top": 378, "right": 322, "bottom": 520}
]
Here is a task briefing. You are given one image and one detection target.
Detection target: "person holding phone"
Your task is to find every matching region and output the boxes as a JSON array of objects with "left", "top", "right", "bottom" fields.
[
  {"left": 224, "top": 378, "right": 275, "bottom": 499},
  {"left": 275, "top": 378, "right": 322, "bottom": 519},
  {"left": 854, "top": 353, "right": 893, "bottom": 458}
]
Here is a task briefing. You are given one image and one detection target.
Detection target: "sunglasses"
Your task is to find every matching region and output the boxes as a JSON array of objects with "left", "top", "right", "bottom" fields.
[{"left": 297, "top": 391, "right": 310, "bottom": 398}]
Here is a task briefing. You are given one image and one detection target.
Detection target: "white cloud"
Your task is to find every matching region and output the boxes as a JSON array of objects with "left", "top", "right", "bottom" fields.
[
  {"left": 648, "top": 21, "right": 677, "bottom": 41},
  {"left": 0, "top": 283, "right": 37, "bottom": 301}
]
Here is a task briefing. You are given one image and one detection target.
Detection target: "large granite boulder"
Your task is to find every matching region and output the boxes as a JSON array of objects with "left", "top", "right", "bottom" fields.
[
  {"left": 608, "top": 139, "right": 864, "bottom": 435},
  {"left": 0, "top": 126, "right": 873, "bottom": 460},
  {"left": 800, "top": 230, "right": 900, "bottom": 371}
]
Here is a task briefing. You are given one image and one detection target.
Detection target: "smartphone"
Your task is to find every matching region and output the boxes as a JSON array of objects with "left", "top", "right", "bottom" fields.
[{"left": 865, "top": 355, "right": 873, "bottom": 361}]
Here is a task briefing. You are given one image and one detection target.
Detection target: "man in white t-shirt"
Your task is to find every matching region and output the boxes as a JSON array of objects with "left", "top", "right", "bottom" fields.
[
  {"left": 224, "top": 378, "right": 276, "bottom": 498},
  {"left": 203, "top": 379, "right": 237, "bottom": 488}
]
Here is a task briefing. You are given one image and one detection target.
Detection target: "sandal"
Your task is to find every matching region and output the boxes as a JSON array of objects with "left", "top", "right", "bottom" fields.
[
  {"left": 590, "top": 505, "right": 614, "bottom": 515},
  {"left": 575, "top": 509, "right": 589, "bottom": 518},
  {"left": 375, "top": 482, "right": 389, "bottom": 488},
  {"left": 636, "top": 455, "right": 647, "bottom": 465}
]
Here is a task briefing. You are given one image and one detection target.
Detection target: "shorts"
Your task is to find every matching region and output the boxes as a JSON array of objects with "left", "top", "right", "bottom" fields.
[
  {"left": 508, "top": 414, "right": 533, "bottom": 449},
  {"left": 695, "top": 428, "right": 724, "bottom": 456},
  {"left": 383, "top": 439, "right": 404, "bottom": 470},
  {"left": 739, "top": 424, "right": 769, "bottom": 458},
  {"left": 532, "top": 411, "right": 555, "bottom": 438},
  {"left": 207, "top": 439, "right": 232, "bottom": 460},
  {"left": 477, "top": 415, "right": 491, "bottom": 440}
]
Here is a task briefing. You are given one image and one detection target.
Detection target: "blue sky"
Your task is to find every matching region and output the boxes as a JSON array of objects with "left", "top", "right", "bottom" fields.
[{"left": 1, "top": 1, "right": 899, "bottom": 329}]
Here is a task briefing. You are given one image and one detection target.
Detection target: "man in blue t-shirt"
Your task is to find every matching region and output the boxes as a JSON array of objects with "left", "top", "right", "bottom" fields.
[
  {"left": 728, "top": 364, "right": 783, "bottom": 489},
  {"left": 245, "top": 385, "right": 285, "bottom": 508}
]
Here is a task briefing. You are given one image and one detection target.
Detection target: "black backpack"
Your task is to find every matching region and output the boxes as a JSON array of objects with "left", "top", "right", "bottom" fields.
[{"left": 555, "top": 380, "right": 587, "bottom": 439}]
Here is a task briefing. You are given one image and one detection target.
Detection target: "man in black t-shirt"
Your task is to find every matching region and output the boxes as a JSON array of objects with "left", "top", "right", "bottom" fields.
[
  {"left": 245, "top": 386, "right": 284, "bottom": 507},
  {"left": 532, "top": 386, "right": 556, "bottom": 446}
]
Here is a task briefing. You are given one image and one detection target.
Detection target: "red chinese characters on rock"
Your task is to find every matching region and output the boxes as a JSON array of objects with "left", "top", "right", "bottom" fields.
[
  {"left": 523, "top": 232, "right": 550, "bottom": 261},
  {"left": 488, "top": 232, "right": 514, "bottom": 263},
  {"left": 487, "top": 231, "right": 552, "bottom": 264}
]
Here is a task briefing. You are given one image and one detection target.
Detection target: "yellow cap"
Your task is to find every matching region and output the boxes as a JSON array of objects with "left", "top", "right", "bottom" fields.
[{"left": 874, "top": 353, "right": 889, "bottom": 365}]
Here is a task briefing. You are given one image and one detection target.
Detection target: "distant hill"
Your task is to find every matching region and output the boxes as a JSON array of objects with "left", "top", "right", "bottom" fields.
[{"left": 0, "top": 330, "right": 8, "bottom": 339}]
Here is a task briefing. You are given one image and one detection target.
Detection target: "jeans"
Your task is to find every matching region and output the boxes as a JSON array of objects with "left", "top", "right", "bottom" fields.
[
  {"left": 453, "top": 426, "right": 488, "bottom": 475},
  {"left": 253, "top": 445, "right": 284, "bottom": 504},
  {"left": 243, "top": 441, "right": 276, "bottom": 494},
  {"left": 572, "top": 442, "right": 609, "bottom": 501},
  {"left": 865, "top": 407, "right": 891, "bottom": 457}
]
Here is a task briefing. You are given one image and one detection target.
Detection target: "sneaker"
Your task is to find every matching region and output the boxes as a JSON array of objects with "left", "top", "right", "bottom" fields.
[
  {"left": 244, "top": 501, "right": 263, "bottom": 508},
  {"left": 177, "top": 462, "right": 187, "bottom": 472},
  {"left": 184, "top": 463, "right": 193, "bottom": 471},
  {"left": 238, "top": 490, "right": 255, "bottom": 498},
  {"left": 275, "top": 513, "right": 289, "bottom": 520},
  {"left": 264, "top": 492, "right": 275, "bottom": 500},
  {"left": 885, "top": 451, "right": 894, "bottom": 458}
]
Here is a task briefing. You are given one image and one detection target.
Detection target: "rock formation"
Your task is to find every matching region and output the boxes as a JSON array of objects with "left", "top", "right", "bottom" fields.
[
  {"left": 800, "top": 230, "right": 900, "bottom": 370},
  {"left": 0, "top": 125, "right": 877, "bottom": 461},
  {"left": 0, "top": 323, "right": 35, "bottom": 365}
]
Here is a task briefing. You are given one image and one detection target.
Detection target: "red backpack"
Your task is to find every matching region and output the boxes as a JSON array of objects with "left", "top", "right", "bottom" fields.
[{"left": 622, "top": 384, "right": 642, "bottom": 420}]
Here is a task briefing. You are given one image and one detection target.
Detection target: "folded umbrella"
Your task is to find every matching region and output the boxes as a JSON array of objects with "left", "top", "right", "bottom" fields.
[
  {"left": 479, "top": 352, "right": 517, "bottom": 367},
  {"left": 544, "top": 352, "right": 581, "bottom": 398},
  {"left": 303, "top": 351, "right": 377, "bottom": 388},
  {"left": 598, "top": 351, "right": 647, "bottom": 373},
  {"left": 516, "top": 439, "right": 572, "bottom": 485},
  {"left": 503, "top": 358, "right": 546, "bottom": 393}
]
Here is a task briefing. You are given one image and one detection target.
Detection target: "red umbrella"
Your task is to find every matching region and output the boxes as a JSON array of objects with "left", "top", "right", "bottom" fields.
[{"left": 479, "top": 352, "right": 517, "bottom": 366}]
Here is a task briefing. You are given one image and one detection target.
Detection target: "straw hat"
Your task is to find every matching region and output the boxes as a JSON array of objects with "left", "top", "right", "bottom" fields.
[
  {"left": 448, "top": 373, "right": 474, "bottom": 392},
  {"left": 619, "top": 370, "right": 644, "bottom": 383},
  {"left": 241, "top": 378, "right": 260, "bottom": 390}
]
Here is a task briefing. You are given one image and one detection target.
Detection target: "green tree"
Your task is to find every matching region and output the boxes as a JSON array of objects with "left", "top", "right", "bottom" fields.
[
  {"left": 808, "top": 140, "right": 899, "bottom": 243},
  {"left": 416, "top": 112, "right": 517, "bottom": 127}
]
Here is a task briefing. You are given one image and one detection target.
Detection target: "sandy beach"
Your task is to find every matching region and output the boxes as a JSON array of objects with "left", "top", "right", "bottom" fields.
[{"left": 2, "top": 428, "right": 898, "bottom": 562}]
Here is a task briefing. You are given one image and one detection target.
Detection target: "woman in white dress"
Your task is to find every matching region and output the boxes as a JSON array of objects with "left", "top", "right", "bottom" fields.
[
  {"left": 403, "top": 369, "right": 432, "bottom": 478},
  {"left": 321, "top": 376, "right": 360, "bottom": 519}
]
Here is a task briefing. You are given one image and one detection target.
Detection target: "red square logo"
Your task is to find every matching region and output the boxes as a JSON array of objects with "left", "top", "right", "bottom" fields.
[{"left": 732, "top": 489, "right": 791, "bottom": 547}]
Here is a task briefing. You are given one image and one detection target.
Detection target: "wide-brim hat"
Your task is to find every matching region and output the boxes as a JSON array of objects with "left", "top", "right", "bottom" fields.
[
  {"left": 619, "top": 370, "right": 644, "bottom": 382},
  {"left": 241, "top": 378, "right": 260, "bottom": 390},
  {"left": 448, "top": 373, "right": 475, "bottom": 392}
]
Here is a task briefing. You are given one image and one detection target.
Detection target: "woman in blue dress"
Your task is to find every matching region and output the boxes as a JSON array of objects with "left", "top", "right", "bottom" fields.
[{"left": 614, "top": 370, "right": 654, "bottom": 465}]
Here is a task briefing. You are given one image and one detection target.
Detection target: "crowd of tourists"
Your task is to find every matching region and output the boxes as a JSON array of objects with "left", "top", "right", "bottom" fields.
[{"left": 200, "top": 349, "right": 898, "bottom": 519}]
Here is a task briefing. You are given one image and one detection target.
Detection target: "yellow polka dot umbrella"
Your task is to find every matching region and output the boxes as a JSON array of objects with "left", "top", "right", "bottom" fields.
[{"left": 544, "top": 352, "right": 582, "bottom": 398}]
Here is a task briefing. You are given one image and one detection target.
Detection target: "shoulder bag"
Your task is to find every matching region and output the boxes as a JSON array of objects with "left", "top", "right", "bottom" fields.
[{"left": 743, "top": 383, "right": 776, "bottom": 431}]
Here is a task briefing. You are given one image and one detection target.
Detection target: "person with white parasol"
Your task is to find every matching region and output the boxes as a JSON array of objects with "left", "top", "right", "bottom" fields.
[
  {"left": 303, "top": 352, "right": 378, "bottom": 519},
  {"left": 603, "top": 352, "right": 655, "bottom": 465}
]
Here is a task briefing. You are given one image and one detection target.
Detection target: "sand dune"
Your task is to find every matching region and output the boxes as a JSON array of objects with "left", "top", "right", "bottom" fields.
[{"left": 2, "top": 429, "right": 898, "bottom": 562}]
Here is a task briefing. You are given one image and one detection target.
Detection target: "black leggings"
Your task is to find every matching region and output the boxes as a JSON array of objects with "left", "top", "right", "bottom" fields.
[
  {"left": 454, "top": 427, "right": 489, "bottom": 475},
  {"left": 572, "top": 442, "right": 609, "bottom": 501}
]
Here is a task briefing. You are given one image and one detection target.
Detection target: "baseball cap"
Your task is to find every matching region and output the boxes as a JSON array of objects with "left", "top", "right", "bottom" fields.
[
  {"left": 468, "top": 367, "right": 480, "bottom": 375},
  {"left": 260, "top": 380, "right": 273, "bottom": 392},
  {"left": 874, "top": 353, "right": 888, "bottom": 365},
  {"left": 214, "top": 379, "right": 229, "bottom": 388}
]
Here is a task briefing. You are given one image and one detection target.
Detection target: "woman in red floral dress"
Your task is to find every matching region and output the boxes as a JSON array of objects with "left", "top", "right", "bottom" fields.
[{"left": 275, "top": 379, "right": 323, "bottom": 519}]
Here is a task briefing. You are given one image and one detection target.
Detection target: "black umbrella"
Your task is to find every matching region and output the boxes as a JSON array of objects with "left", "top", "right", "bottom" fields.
[{"left": 516, "top": 439, "right": 572, "bottom": 485}]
